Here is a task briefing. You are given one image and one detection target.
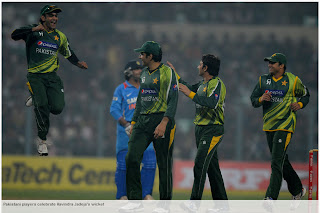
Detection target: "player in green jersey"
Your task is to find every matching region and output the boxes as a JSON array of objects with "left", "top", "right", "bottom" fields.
[
  {"left": 11, "top": 5, "right": 88, "bottom": 156},
  {"left": 250, "top": 53, "right": 309, "bottom": 200},
  {"left": 168, "top": 54, "right": 228, "bottom": 212},
  {"left": 119, "top": 41, "right": 178, "bottom": 213}
]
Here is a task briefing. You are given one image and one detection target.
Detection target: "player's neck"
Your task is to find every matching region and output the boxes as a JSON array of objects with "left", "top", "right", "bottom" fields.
[
  {"left": 148, "top": 61, "right": 161, "bottom": 71},
  {"left": 128, "top": 78, "right": 140, "bottom": 89},
  {"left": 272, "top": 70, "right": 285, "bottom": 79},
  {"left": 203, "top": 73, "right": 213, "bottom": 83}
]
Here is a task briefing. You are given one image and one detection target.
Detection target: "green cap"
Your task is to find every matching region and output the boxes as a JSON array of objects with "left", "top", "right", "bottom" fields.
[
  {"left": 134, "top": 41, "right": 161, "bottom": 56},
  {"left": 264, "top": 53, "right": 287, "bottom": 66},
  {"left": 40, "top": 5, "right": 62, "bottom": 15}
]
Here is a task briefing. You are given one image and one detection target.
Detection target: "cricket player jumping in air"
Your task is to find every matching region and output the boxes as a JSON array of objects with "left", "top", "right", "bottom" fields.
[{"left": 11, "top": 5, "right": 88, "bottom": 156}]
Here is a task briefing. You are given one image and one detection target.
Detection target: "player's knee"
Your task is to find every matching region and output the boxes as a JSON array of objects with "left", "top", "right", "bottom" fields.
[
  {"left": 117, "top": 161, "right": 127, "bottom": 171},
  {"left": 142, "top": 159, "right": 156, "bottom": 169},
  {"left": 50, "top": 103, "right": 65, "bottom": 115},
  {"left": 125, "top": 152, "right": 140, "bottom": 168}
]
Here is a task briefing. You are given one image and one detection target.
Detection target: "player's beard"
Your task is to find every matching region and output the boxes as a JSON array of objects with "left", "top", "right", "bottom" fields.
[{"left": 44, "top": 20, "right": 57, "bottom": 31}]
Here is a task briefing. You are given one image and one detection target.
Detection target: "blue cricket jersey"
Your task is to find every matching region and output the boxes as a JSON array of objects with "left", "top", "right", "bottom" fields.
[{"left": 110, "top": 81, "right": 154, "bottom": 154}]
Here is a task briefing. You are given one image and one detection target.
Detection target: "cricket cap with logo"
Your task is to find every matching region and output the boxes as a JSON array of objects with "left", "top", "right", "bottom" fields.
[
  {"left": 264, "top": 53, "right": 287, "bottom": 66},
  {"left": 134, "top": 41, "right": 162, "bottom": 56},
  {"left": 124, "top": 60, "right": 143, "bottom": 80},
  {"left": 40, "top": 5, "right": 62, "bottom": 15},
  {"left": 125, "top": 60, "right": 143, "bottom": 71}
]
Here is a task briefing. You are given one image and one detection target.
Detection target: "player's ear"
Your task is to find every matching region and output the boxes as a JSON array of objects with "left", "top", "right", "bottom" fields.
[
  {"left": 280, "top": 63, "right": 285, "bottom": 69},
  {"left": 203, "top": 65, "right": 207, "bottom": 72},
  {"left": 40, "top": 15, "right": 46, "bottom": 22},
  {"left": 149, "top": 54, "right": 153, "bottom": 61}
]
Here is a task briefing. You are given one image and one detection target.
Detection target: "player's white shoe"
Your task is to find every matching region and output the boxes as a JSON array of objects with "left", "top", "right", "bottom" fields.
[
  {"left": 180, "top": 200, "right": 199, "bottom": 213},
  {"left": 118, "top": 202, "right": 144, "bottom": 213},
  {"left": 290, "top": 187, "right": 307, "bottom": 210},
  {"left": 25, "top": 96, "right": 33, "bottom": 107},
  {"left": 292, "top": 187, "right": 306, "bottom": 200},
  {"left": 262, "top": 197, "right": 274, "bottom": 213},
  {"left": 37, "top": 138, "right": 48, "bottom": 156}
]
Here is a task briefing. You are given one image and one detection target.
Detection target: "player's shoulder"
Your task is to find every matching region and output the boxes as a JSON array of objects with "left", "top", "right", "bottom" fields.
[
  {"left": 259, "top": 74, "right": 270, "bottom": 80},
  {"left": 114, "top": 82, "right": 126, "bottom": 92},
  {"left": 284, "top": 72, "right": 296, "bottom": 78},
  {"left": 209, "top": 77, "right": 224, "bottom": 87},
  {"left": 55, "top": 29, "right": 67, "bottom": 40},
  {"left": 261, "top": 73, "right": 270, "bottom": 77},
  {"left": 160, "top": 63, "right": 172, "bottom": 72}
]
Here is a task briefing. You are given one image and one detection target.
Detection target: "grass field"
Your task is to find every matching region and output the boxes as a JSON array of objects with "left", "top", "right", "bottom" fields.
[{"left": 2, "top": 189, "right": 314, "bottom": 200}]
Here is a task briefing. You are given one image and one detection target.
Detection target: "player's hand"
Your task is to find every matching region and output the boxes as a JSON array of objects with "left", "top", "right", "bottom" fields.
[
  {"left": 154, "top": 117, "right": 169, "bottom": 139},
  {"left": 166, "top": 61, "right": 176, "bottom": 72},
  {"left": 129, "top": 123, "right": 134, "bottom": 135},
  {"left": 77, "top": 61, "right": 88, "bottom": 69},
  {"left": 290, "top": 102, "right": 301, "bottom": 112},
  {"left": 260, "top": 91, "right": 272, "bottom": 102},
  {"left": 125, "top": 124, "right": 132, "bottom": 137},
  {"left": 179, "top": 83, "right": 191, "bottom": 97},
  {"left": 32, "top": 24, "right": 45, "bottom": 32}
]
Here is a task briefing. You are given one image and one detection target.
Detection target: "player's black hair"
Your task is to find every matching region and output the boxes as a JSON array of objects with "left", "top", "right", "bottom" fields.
[
  {"left": 202, "top": 54, "right": 220, "bottom": 76},
  {"left": 124, "top": 69, "right": 132, "bottom": 81},
  {"left": 145, "top": 49, "right": 162, "bottom": 62}
]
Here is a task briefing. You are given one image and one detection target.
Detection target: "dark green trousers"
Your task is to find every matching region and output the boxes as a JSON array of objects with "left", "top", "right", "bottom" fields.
[
  {"left": 190, "top": 125, "right": 228, "bottom": 200},
  {"left": 126, "top": 113, "right": 175, "bottom": 200},
  {"left": 265, "top": 131, "right": 302, "bottom": 199},
  {"left": 27, "top": 72, "right": 65, "bottom": 140}
]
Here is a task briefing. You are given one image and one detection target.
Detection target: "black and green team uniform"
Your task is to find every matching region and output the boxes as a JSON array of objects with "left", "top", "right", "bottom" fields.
[
  {"left": 11, "top": 24, "right": 81, "bottom": 141},
  {"left": 126, "top": 63, "right": 179, "bottom": 200},
  {"left": 250, "top": 72, "right": 310, "bottom": 200},
  {"left": 179, "top": 76, "right": 228, "bottom": 200}
]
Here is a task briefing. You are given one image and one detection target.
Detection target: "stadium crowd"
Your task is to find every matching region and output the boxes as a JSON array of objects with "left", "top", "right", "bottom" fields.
[{"left": 2, "top": 3, "right": 318, "bottom": 162}]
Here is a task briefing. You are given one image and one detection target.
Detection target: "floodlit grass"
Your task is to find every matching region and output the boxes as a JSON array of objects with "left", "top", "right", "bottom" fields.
[{"left": 2, "top": 189, "right": 312, "bottom": 200}]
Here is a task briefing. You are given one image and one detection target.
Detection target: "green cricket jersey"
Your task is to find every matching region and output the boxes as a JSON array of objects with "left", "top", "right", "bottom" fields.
[
  {"left": 131, "top": 63, "right": 179, "bottom": 122},
  {"left": 250, "top": 72, "right": 310, "bottom": 133},
  {"left": 11, "top": 24, "right": 75, "bottom": 73},
  {"left": 180, "top": 77, "right": 226, "bottom": 126}
]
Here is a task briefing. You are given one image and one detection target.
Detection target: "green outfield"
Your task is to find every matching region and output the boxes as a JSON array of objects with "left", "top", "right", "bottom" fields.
[{"left": 2, "top": 189, "right": 313, "bottom": 200}]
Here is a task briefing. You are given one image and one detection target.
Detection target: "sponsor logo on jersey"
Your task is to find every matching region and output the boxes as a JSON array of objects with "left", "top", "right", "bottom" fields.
[
  {"left": 172, "top": 84, "right": 178, "bottom": 91},
  {"left": 127, "top": 97, "right": 137, "bottom": 105},
  {"left": 37, "top": 40, "right": 58, "bottom": 50},
  {"left": 141, "top": 96, "right": 159, "bottom": 102},
  {"left": 264, "top": 90, "right": 285, "bottom": 97},
  {"left": 35, "top": 48, "right": 56, "bottom": 55},
  {"left": 270, "top": 97, "right": 283, "bottom": 103},
  {"left": 141, "top": 88, "right": 157, "bottom": 95},
  {"left": 266, "top": 79, "right": 271, "bottom": 85},
  {"left": 112, "top": 97, "right": 118, "bottom": 101}
]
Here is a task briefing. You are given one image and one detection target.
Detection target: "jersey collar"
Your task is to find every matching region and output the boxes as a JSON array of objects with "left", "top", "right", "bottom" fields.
[
  {"left": 125, "top": 81, "right": 136, "bottom": 88},
  {"left": 148, "top": 63, "right": 163, "bottom": 74}
]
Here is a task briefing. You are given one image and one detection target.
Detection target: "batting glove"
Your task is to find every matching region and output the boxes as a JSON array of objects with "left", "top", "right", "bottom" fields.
[{"left": 125, "top": 124, "right": 132, "bottom": 137}]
